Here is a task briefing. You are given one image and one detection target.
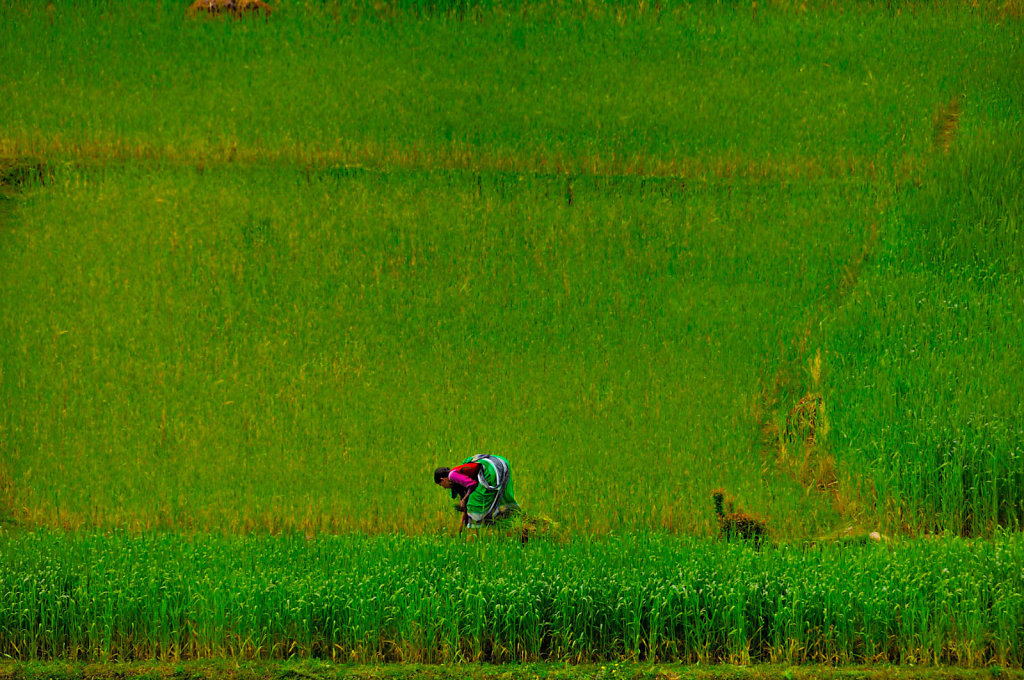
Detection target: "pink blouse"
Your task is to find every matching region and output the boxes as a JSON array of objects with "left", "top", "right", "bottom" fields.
[{"left": 448, "top": 469, "right": 477, "bottom": 490}]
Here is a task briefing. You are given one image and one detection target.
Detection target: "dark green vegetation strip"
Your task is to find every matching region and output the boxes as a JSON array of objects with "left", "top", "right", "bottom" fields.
[
  {"left": 2, "top": 661, "right": 1024, "bottom": 680},
  {"left": 2, "top": 532, "right": 1023, "bottom": 666}
]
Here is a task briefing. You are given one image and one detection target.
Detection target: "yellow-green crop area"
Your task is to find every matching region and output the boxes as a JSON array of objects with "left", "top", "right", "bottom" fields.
[{"left": 1, "top": 0, "right": 1023, "bottom": 672}]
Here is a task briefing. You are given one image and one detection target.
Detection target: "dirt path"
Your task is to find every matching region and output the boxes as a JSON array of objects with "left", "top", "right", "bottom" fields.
[{"left": 1, "top": 661, "right": 1021, "bottom": 680}]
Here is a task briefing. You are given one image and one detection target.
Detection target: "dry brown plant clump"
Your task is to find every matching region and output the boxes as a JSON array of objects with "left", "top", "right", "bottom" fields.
[
  {"left": 187, "top": 0, "right": 273, "bottom": 18},
  {"left": 932, "top": 96, "right": 962, "bottom": 155},
  {"left": 785, "top": 392, "right": 823, "bottom": 447},
  {"left": 712, "top": 489, "right": 766, "bottom": 546}
]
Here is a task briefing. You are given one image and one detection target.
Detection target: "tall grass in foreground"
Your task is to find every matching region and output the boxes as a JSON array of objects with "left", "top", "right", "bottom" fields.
[
  {"left": 0, "top": 165, "right": 877, "bottom": 535},
  {"left": 1, "top": 532, "right": 1022, "bottom": 666}
]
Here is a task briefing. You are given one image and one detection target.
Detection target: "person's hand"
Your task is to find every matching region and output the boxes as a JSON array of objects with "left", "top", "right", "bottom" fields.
[{"left": 458, "top": 499, "right": 467, "bottom": 512}]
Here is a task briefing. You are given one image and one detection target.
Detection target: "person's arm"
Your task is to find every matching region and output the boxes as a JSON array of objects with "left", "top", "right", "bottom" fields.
[
  {"left": 448, "top": 464, "right": 480, "bottom": 531},
  {"left": 458, "top": 496, "right": 470, "bottom": 534}
]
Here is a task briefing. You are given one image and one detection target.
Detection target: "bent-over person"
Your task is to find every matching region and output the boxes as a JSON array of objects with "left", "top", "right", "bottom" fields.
[{"left": 433, "top": 454, "right": 519, "bottom": 531}]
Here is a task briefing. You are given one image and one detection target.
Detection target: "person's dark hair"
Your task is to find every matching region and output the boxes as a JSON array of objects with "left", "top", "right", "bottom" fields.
[{"left": 433, "top": 467, "right": 450, "bottom": 485}]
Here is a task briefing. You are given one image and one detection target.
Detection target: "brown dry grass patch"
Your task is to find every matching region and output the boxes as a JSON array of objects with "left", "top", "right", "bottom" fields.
[
  {"left": 187, "top": 0, "right": 273, "bottom": 18},
  {"left": 932, "top": 96, "right": 962, "bottom": 155}
]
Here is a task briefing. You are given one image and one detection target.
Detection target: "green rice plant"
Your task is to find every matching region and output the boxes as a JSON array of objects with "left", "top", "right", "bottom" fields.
[
  {"left": 0, "top": 163, "right": 878, "bottom": 536},
  {"left": 817, "top": 130, "right": 1024, "bottom": 536},
  {"left": 3, "top": 531, "right": 1022, "bottom": 666},
  {"left": 1, "top": 0, "right": 1020, "bottom": 540},
  {"left": 0, "top": 11, "right": 1022, "bottom": 676},
  {"left": 0, "top": 1, "right": 1015, "bottom": 174}
]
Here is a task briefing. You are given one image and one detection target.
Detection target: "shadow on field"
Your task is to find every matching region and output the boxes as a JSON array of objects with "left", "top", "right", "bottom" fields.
[{"left": 0, "top": 158, "right": 51, "bottom": 194}]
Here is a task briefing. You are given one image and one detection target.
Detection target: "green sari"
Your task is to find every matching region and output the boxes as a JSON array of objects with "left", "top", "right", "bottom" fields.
[{"left": 461, "top": 454, "right": 519, "bottom": 526}]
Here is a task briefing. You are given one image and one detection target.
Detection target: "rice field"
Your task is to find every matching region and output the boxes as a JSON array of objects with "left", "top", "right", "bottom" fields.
[
  {"left": 0, "top": 163, "right": 881, "bottom": 536},
  {"left": 1, "top": 0, "right": 1023, "bottom": 672},
  {"left": 3, "top": 532, "right": 1024, "bottom": 666},
  {"left": 819, "top": 135, "right": 1024, "bottom": 537},
  {"left": 0, "top": 1, "right": 1013, "bottom": 172}
]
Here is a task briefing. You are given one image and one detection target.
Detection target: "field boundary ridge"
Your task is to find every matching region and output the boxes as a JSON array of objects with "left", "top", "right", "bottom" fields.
[
  {"left": 0, "top": 137, "right": 925, "bottom": 185},
  {"left": 1, "top": 661, "right": 1021, "bottom": 680}
]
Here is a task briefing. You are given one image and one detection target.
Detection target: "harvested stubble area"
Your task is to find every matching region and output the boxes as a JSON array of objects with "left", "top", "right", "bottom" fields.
[{"left": 1, "top": 0, "right": 1024, "bottom": 676}]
